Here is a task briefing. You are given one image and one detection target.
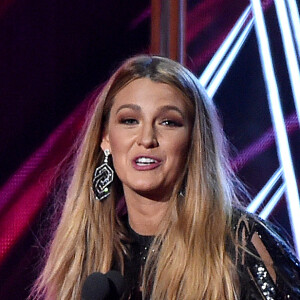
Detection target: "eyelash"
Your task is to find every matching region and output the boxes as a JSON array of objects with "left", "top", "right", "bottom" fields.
[
  {"left": 161, "top": 120, "right": 183, "bottom": 127},
  {"left": 119, "top": 118, "right": 183, "bottom": 127},
  {"left": 120, "top": 118, "right": 138, "bottom": 125}
]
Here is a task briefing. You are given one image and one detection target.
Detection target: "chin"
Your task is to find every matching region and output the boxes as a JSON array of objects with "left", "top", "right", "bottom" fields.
[
  {"left": 131, "top": 184, "right": 161, "bottom": 194},
  {"left": 134, "top": 185, "right": 160, "bottom": 194},
  {"left": 130, "top": 179, "right": 159, "bottom": 189}
]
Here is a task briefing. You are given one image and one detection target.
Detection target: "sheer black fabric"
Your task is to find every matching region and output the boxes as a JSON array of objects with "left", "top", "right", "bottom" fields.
[
  {"left": 120, "top": 217, "right": 153, "bottom": 300},
  {"left": 233, "top": 210, "right": 300, "bottom": 299},
  {"left": 118, "top": 210, "right": 300, "bottom": 299}
]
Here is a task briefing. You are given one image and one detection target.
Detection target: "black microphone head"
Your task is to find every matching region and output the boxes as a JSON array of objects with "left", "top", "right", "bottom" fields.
[
  {"left": 81, "top": 272, "right": 109, "bottom": 300},
  {"left": 105, "top": 270, "right": 125, "bottom": 298}
]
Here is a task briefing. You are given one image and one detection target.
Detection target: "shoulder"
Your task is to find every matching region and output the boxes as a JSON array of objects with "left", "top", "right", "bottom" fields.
[
  {"left": 232, "top": 208, "right": 298, "bottom": 264},
  {"left": 231, "top": 207, "right": 300, "bottom": 299}
]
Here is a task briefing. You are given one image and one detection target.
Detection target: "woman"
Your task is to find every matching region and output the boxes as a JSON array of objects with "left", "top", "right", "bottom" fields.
[{"left": 32, "top": 55, "right": 300, "bottom": 299}]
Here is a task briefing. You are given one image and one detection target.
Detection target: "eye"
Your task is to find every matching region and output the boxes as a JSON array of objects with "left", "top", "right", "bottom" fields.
[
  {"left": 161, "top": 120, "right": 183, "bottom": 127},
  {"left": 120, "top": 118, "right": 139, "bottom": 125}
]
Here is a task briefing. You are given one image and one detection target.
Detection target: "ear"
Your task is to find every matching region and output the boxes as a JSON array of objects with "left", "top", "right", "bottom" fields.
[{"left": 100, "top": 128, "right": 111, "bottom": 152}]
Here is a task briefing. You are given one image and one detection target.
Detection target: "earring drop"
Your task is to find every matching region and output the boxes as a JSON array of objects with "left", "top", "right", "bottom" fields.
[{"left": 92, "top": 149, "right": 114, "bottom": 201}]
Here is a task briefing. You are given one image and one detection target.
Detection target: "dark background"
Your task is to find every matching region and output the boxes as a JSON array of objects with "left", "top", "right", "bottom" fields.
[{"left": 0, "top": 0, "right": 299, "bottom": 298}]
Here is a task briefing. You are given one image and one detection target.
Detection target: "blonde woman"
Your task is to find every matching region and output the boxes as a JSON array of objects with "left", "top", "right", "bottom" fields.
[{"left": 32, "top": 55, "right": 300, "bottom": 299}]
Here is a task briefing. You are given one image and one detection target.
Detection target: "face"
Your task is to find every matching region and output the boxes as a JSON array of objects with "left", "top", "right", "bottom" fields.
[{"left": 101, "top": 78, "right": 192, "bottom": 200}]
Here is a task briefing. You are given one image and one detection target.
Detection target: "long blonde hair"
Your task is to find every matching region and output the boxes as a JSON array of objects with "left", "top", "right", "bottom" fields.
[{"left": 32, "top": 55, "right": 240, "bottom": 299}]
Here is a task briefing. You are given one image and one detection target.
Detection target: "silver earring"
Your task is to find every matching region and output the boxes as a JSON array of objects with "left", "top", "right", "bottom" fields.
[
  {"left": 179, "top": 176, "right": 187, "bottom": 197},
  {"left": 92, "top": 149, "right": 114, "bottom": 201}
]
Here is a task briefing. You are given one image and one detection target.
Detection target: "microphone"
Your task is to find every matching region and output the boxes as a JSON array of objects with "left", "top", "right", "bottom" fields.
[{"left": 81, "top": 270, "right": 125, "bottom": 300}]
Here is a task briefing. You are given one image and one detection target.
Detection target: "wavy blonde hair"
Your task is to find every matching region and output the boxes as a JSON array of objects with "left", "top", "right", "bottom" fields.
[{"left": 31, "top": 55, "right": 240, "bottom": 299}]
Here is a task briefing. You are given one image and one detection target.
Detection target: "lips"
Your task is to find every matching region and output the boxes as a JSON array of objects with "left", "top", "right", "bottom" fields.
[{"left": 132, "top": 156, "right": 162, "bottom": 170}]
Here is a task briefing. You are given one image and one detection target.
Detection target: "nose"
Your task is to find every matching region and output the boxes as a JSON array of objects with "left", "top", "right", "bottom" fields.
[{"left": 136, "top": 123, "right": 158, "bottom": 148}]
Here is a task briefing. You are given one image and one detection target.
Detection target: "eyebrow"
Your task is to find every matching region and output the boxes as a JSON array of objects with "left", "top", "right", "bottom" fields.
[
  {"left": 116, "top": 103, "right": 185, "bottom": 118},
  {"left": 116, "top": 104, "right": 141, "bottom": 113},
  {"left": 158, "top": 105, "right": 185, "bottom": 118}
]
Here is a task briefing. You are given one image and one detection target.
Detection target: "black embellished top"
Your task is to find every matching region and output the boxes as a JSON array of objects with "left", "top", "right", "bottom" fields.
[{"left": 119, "top": 210, "right": 300, "bottom": 299}]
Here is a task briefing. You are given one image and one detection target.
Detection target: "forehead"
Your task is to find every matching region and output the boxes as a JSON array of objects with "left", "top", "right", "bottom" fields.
[{"left": 112, "top": 78, "right": 190, "bottom": 111}]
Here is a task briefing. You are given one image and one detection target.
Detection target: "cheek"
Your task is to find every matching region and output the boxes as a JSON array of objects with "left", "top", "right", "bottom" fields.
[
  {"left": 107, "top": 130, "right": 131, "bottom": 175},
  {"left": 107, "top": 129, "right": 126, "bottom": 155},
  {"left": 167, "top": 137, "right": 190, "bottom": 167}
]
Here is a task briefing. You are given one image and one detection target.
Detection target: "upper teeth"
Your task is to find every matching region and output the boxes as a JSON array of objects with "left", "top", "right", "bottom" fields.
[{"left": 136, "top": 157, "right": 157, "bottom": 164}]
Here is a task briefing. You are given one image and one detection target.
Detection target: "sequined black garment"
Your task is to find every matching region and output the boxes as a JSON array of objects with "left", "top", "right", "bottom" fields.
[
  {"left": 119, "top": 210, "right": 300, "bottom": 299},
  {"left": 233, "top": 209, "right": 300, "bottom": 299},
  {"left": 121, "top": 219, "right": 153, "bottom": 300}
]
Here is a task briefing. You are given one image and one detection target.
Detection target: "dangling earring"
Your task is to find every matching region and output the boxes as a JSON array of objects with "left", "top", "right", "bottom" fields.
[
  {"left": 179, "top": 188, "right": 185, "bottom": 197},
  {"left": 179, "top": 176, "right": 187, "bottom": 197},
  {"left": 92, "top": 149, "right": 114, "bottom": 201}
]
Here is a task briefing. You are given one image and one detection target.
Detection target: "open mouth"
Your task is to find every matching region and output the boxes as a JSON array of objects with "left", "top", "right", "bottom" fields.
[{"left": 135, "top": 157, "right": 159, "bottom": 166}]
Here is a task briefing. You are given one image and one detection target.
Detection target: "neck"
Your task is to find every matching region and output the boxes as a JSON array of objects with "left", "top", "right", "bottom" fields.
[{"left": 123, "top": 188, "right": 170, "bottom": 236}]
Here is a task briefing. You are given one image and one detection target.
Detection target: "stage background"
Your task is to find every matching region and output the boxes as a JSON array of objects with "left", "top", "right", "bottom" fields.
[{"left": 0, "top": 0, "right": 299, "bottom": 298}]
